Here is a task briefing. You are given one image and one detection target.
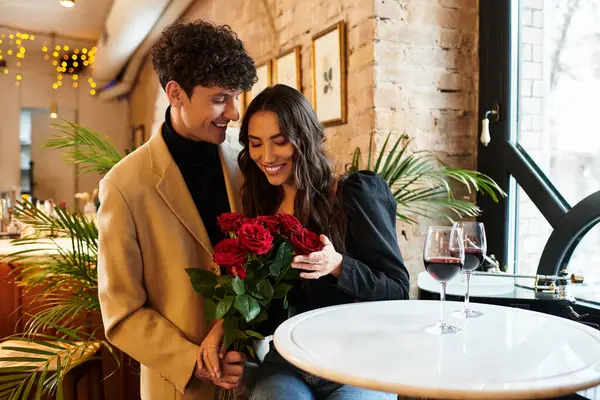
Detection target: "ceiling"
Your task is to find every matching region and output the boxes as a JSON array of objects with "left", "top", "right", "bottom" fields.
[{"left": 0, "top": 0, "right": 114, "bottom": 41}]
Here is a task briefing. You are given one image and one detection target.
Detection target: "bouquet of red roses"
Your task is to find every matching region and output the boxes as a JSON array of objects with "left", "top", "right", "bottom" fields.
[{"left": 185, "top": 212, "right": 323, "bottom": 369}]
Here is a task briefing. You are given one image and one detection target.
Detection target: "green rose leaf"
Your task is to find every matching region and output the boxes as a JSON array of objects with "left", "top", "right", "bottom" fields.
[
  {"left": 254, "top": 280, "right": 274, "bottom": 301},
  {"left": 234, "top": 294, "right": 261, "bottom": 322},
  {"left": 276, "top": 241, "right": 294, "bottom": 270},
  {"left": 245, "top": 330, "right": 265, "bottom": 340},
  {"left": 216, "top": 296, "right": 234, "bottom": 319},
  {"left": 232, "top": 277, "right": 245, "bottom": 295},
  {"left": 246, "top": 344, "right": 256, "bottom": 359},
  {"left": 202, "top": 299, "right": 216, "bottom": 325},
  {"left": 273, "top": 283, "right": 293, "bottom": 299},
  {"left": 185, "top": 268, "right": 217, "bottom": 297},
  {"left": 268, "top": 262, "right": 281, "bottom": 276}
]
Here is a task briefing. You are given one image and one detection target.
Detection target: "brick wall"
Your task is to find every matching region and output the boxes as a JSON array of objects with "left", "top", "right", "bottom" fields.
[
  {"left": 372, "top": 0, "right": 479, "bottom": 293},
  {"left": 128, "top": 0, "right": 481, "bottom": 297}
]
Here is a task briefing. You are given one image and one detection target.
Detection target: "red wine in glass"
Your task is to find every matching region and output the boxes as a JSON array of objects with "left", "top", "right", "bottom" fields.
[
  {"left": 463, "top": 248, "right": 484, "bottom": 272},
  {"left": 423, "top": 226, "right": 464, "bottom": 335},
  {"left": 425, "top": 257, "right": 462, "bottom": 282},
  {"left": 451, "top": 222, "right": 487, "bottom": 319}
]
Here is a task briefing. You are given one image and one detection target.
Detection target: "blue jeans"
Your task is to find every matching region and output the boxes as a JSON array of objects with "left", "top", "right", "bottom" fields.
[{"left": 249, "top": 345, "right": 396, "bottom": 400}]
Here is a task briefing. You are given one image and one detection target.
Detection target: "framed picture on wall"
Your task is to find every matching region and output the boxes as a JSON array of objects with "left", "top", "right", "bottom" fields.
[
  {"left": 274, "top": 46, "right": 301, "bottom": 91},
  {"left": 311, "top": 20, "right": 347, "bottom": 127},
  {"left": 131, "top": 124, "right": 145, "bottom": 146},
  {"left": 246, "top": 60, "right": 272, "bottom": 107}
]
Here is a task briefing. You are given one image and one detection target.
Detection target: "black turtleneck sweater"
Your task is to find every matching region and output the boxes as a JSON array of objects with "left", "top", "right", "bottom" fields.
[{"left": 162, "top": 107, "right": 230, "bottom": 246}]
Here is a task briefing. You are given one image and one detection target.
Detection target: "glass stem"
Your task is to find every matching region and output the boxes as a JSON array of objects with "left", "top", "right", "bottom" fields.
[
  {"left": 439, "top": 282, "right": 446, "bottom": 327},
  {"left": 464, "top": 271, "right": 471, "bottom": 311}
]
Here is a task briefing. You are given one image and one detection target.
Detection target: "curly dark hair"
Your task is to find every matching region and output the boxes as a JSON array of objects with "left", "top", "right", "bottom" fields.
[
  {"left": 238, "top": 84, "right": 347, "bottom": 251},
  {"left": 151, "top": 20, "right": 257, "bottom": 97}
]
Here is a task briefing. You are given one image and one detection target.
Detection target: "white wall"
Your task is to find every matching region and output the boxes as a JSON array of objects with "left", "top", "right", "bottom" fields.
[{"left": 0, "top": 56, "right": 129, "bottom": 207}]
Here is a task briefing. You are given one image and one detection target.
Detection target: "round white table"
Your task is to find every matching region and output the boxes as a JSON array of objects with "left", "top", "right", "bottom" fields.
[{"left": 274, "top": 300, "right": 600, "bottom": 399}]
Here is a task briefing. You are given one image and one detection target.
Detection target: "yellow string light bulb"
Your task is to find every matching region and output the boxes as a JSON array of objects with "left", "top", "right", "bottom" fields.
[
  {"left": 0, "top": 56, "right": 2, "bottom": 61},
  {"left": 16, "top": 33, "right": 21, "bottom": 38},
  {"left": 53, "top": 51, "right": 59, "bottom": 58},
  {"left": 57, "top": 75, "right": 63, "bottom": 80},
  {"left": 88, "top": 77, "right": 93, "bottom": 83},
  {"left": 83, "top": 61, "right": 89, "bottom": 66},
  {"left": 9, "top": 34, "right": 14, "bottom": 39},
  {"left": 80, "top": 54, "right": 86, "bottom": 60},
  {"left": 72, "top": 74, "right": 79, "bottom": 80},
  {"left": 7, "top": 50, "right": 12, "bottom": 55},
  {"left": 61, "top": 61, "right": 67, "bottom": 67},
  {"left": 56, "top": 67, "right": 61, "bottom": 72},
  {"left": 73, "top": 62, "right": 79, "bottom": 67},
  {"left": 16, "top": 75, "right": 22, "bottom": 81},
  {"left": 42, "top": 46, "right": 48, "bottom": 52},
  {"left": 30, "top": 35, "right": 35, "bottom": 40},
  {"left": 3, "top": 69, "right": 8, "bottom": 75},
  {"left": 82, "top": 48, "right": 88, "bottom": 54},
  {"left": 63, "top": 45, "right": 69, "bottom": 51},
  {"left": 0, "top": 40, "right": 2, "bottom": 44},
  {"left": 72, "top": 54, "right": 77, "bottom": 60},
  {"left": 57, "top": 81, "right": 63, "bottom": 87},
  {"left": 55, "top": 45, "right": 60, "bottom": 51},
  {"left": 90, "top": 82, "right": 96, "bottom": 88},
  {"left": 52, "top": 83, "right": 58, "bottom": 90},
  {"left": 22, "top": 34, "right": 29, "bottom": 40},
  {"left": 16, "top": 39, "right": 21, "bottom": 45},
  {"left": 90, "top": 89, "right": 96, "bottom": 95},
  {"left": 19, "top": 47, "right": 25, "bottom": 54},
  {"left": 74, "top": 48, "right": 80, "bottom": 54}
]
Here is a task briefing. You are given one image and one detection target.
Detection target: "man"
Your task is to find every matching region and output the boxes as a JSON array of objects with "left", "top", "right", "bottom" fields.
[{"left": 97, "top": 21, "right": 257, "bottom": 399}]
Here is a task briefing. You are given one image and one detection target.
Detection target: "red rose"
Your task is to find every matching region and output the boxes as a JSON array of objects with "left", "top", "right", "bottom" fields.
[
  {"left": 226, "top": 265, "right": 247, "bottom": 279},
  {"left": 256, "top": 215, "right": 281, "bottom": 234},
  {"left": 277, "top": 212, "right": 303, "bottom": 235},
  {"left": 237, "top": 222, "right": 274, "bottom": 255},
  {"left": 217, "top": 213, "right": 245, "bottom": 233},
  {"left": 213, "top": 238, "right": 247, "bottom": 268},
  {"left": 290, "top": 229, "right": 324, "bottom": 255}
]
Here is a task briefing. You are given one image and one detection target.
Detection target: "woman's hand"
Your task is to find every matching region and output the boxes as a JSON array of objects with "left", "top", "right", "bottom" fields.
[
  {"left": 291, "top": 235, "right": 343, "bottom": 279},
  {"left": 195, "top": 319, "right": 225, "bottom": 380}
]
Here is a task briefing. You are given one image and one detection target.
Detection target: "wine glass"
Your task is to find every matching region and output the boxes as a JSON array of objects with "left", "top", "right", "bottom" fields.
[
  {"left": 451, "top": 221, "right": 487, "bottom": 318},
  {"left": 424, "top": 226, "right": 464, "bottom": 335}
]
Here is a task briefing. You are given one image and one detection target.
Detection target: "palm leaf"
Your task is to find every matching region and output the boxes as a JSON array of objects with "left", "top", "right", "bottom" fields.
[
  {"left": 349, "top": 133, "right": 505, "bottom": 224},
  {"left": 44, "top": 119, "right": 124, "bottom": 176}
]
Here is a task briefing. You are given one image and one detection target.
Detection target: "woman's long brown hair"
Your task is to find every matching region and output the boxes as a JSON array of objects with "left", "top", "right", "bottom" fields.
[{"left": 238, "top": 84, "right": 347, "bottom": 251}]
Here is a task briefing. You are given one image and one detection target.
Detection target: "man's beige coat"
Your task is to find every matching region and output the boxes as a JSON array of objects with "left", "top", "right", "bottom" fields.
[{"left": 97, "top": 128, "right": 242, "bottom": 399}]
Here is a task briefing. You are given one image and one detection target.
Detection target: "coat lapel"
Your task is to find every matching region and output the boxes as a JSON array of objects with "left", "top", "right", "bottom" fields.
[{"left": 149, "top": 129, "right": 213, "bottom": 255}]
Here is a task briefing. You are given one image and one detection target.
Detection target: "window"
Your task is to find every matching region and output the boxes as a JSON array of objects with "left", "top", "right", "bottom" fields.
[
  {"left": 479, "top": 0, "right": 600, "bottom": 303},
  {"left": 19, "top": 110, "right": 32, "bottom": 195}
]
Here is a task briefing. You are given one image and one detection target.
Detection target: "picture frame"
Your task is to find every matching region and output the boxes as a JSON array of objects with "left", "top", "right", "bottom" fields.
[
  {"left": 311, "top": 20, "right": 347, "bottom": 127},
  {"left": 274, "top": 46, "right": 301, "bottom": 92},
  {"left": 131, "top": 124, "right": 145, "bottom": 145},
  {"left": 246, "top": 60, "right": 272, "bottom": 107}
]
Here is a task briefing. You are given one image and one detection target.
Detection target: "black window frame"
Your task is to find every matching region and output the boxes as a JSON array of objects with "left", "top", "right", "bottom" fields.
[{"left": 478, "top": 1, "right": 600, "bottom": 296}]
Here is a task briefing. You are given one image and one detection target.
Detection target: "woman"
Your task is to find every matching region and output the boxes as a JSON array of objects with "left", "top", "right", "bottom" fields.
[{"left": 237, "top": 84, "right": 410, "bottom": 400}]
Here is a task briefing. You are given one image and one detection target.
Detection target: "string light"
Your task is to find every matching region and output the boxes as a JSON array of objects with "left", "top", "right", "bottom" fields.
[{"left": 0, "top": 29, "right": 97, "bottom": 97}]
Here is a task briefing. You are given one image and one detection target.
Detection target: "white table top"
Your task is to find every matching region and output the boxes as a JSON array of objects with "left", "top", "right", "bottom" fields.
[{"left": 274, "top": 300, "right": 600, "bottom": 399}]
